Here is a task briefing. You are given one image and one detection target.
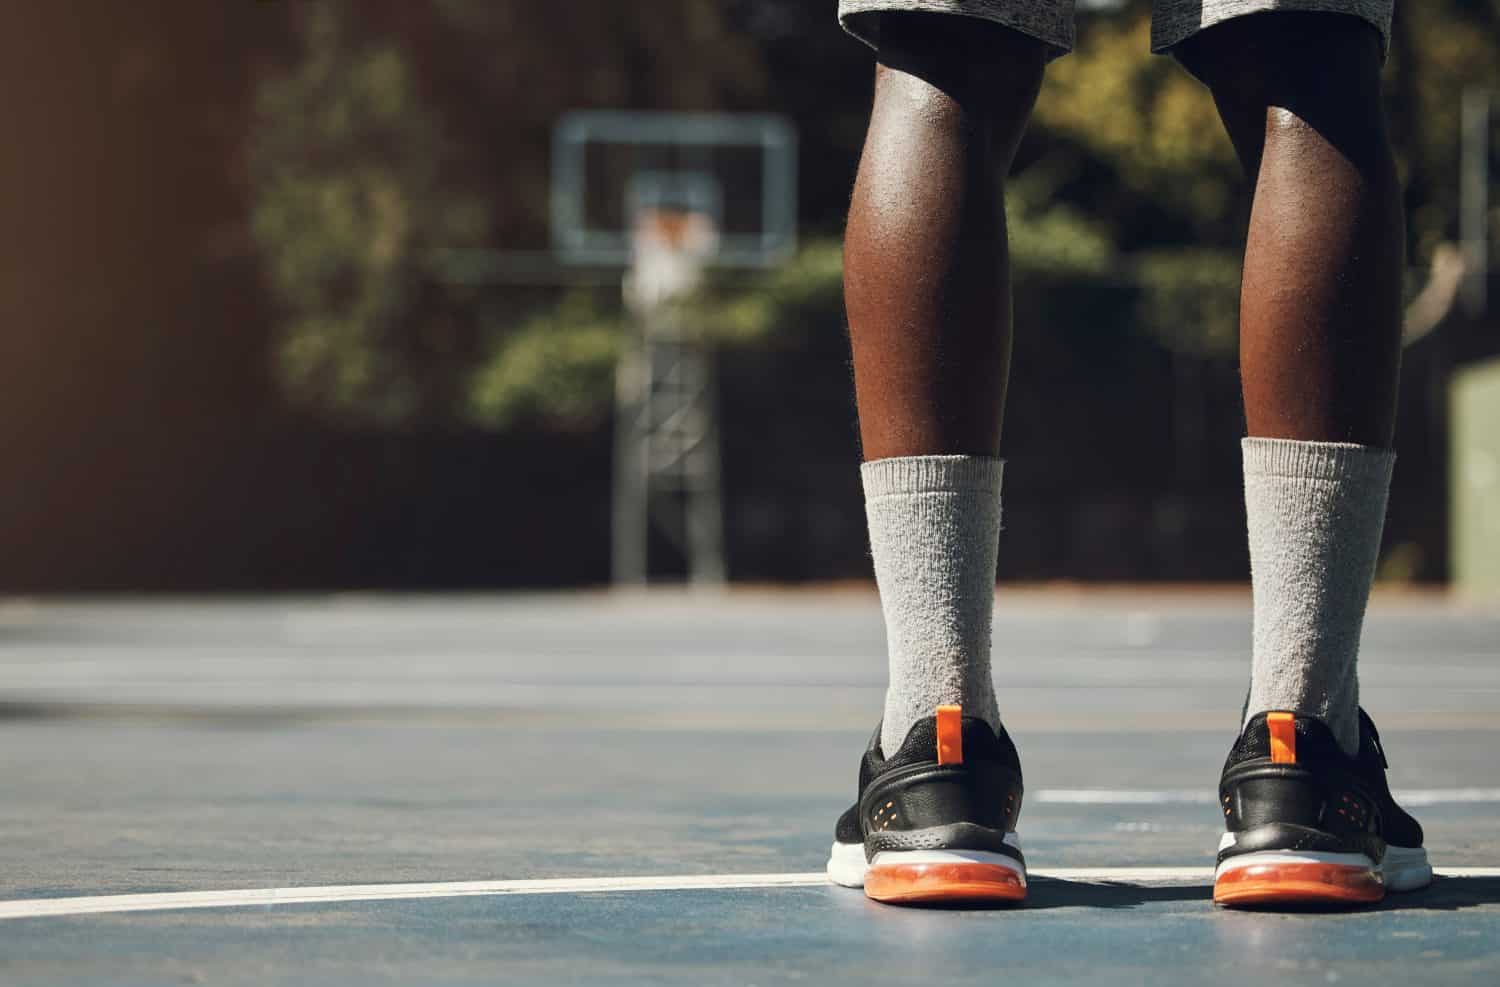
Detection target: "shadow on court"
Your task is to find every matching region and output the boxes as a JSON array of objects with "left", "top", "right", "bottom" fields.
[
  {"left": 928, "top": 875, "right": 1500, "bottom": 911},
  {"left": 1372, "top": 876, "right": 1500, "bottom": 912},
  {"left": 1027, "top": 879, "right": 1212, "bottom": 909}
]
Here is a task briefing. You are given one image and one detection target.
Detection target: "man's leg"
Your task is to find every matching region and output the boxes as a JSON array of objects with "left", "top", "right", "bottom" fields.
[
  {"left": 1178, "top": 12, "right": 1403, "bottom": 755},
  {"left": 1177, "top": 10, "right": 1431, "bottom": 907},
  {"left": 844, "top": 14, "right": 1046, "bottom": 755},
  {"left": 825, "top": 9, "right": 1053, "bottom": 904}
]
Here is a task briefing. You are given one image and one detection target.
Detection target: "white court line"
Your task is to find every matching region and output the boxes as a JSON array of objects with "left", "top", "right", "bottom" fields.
[
  {"left": 0, "top": 874, "right": 829, "bottom": 921},
  {"left": 4, "top": 867, "right": 1500, "bottom": 921},
  {"left": 1036, "top": 790, "right": 1211, "bottom": 804},
  {"left": 1034, "top": 788, "right": 1500, "bottom": 806}
]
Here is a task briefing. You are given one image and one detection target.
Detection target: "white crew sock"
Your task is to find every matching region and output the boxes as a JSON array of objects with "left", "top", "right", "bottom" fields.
[
  {"left": 1242, "top": 437, "right": 1395, "bottom": 754},
  {"left": 862, "top": 455, "right": 1004, "bottom": 755}
]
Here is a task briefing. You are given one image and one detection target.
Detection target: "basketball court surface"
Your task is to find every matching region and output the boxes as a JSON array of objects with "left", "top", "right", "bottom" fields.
[{"left": 1, "top": 591, "right": 1497, "bottom": 984}]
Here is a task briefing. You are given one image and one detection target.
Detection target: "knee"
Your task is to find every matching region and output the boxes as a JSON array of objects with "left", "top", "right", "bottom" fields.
[
  {"left": 872, "top": 13, "right": 1048, "bottom": 122},
  {"left": 1178, "top": 12, "right": 1388, "bottom": 156},
  {"left": 1177, "top": 13, "right": 1383, "bottom": 115}
]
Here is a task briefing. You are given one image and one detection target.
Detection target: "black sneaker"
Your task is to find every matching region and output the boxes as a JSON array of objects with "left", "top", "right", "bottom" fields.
[
  {"left": 1214, "top": 708, "right": 1432, "bottom": 907},
  {"left": 825, "top": 705, "right": 1026, "bottom": 904}
]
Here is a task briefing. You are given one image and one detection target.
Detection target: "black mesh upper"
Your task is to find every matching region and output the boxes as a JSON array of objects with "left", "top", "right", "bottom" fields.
[{"left": 835, "top": 803, "right": 862, "bottom": 844}]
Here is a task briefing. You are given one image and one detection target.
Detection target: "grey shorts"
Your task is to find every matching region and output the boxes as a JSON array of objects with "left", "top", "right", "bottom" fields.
[{"left": 838, "top": 0, "right": 1393, "bottom": 60}]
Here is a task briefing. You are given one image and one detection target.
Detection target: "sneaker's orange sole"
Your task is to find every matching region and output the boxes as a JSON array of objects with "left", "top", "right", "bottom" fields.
[
  {"left": 864, "top": 861, "right": 1027, "bottom": 905},
  {"left": 1213, "top": 860, "right": 1384, "bottom": 907}
]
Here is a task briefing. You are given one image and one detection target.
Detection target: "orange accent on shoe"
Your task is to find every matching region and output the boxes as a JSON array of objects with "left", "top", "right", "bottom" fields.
[
  {"left": 1213, "top": 860, "right": 1384, "bottom": 907},
  {"left": 1267, "top": 711, "right": 1297, "bottom": 764},
  {"left": 936, "top": 705, "right": 963, "bottom": 765},
  {"left": 865, "top": 861, "right": 1026, "bottom": 905}
]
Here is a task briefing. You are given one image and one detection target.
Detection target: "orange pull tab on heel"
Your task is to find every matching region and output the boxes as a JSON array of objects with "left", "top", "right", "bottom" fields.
[
  {"left": 1267, "top": 711, "right": 1297, "bottom": 764},
  {"left": 936, "top": 705, "right": 963, "bottom": 765}
]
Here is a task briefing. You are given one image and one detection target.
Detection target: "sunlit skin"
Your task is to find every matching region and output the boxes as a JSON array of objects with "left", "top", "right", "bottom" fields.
[
  {"left": 1179, "top": 13, "right": 1405, "bottom": 447},
  {"left": 845, "top": 15, "right": 1045, "bottom": 461},
  {"left": 845, "top": 12, "right": 1404, "bottom": 459}
]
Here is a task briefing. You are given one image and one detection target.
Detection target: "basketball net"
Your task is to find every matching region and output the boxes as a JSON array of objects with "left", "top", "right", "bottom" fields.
[{"left": 623, "top": 208, "right": 720, "bottom": 324}]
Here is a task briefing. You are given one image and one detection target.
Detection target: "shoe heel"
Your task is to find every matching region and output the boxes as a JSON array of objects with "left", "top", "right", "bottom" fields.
[
  {"left": 1213, "top": 850, "right": 1384, "bottom": 907},
  {"left": 864, "top": 849, "right": 1026, "bottom": 905}
]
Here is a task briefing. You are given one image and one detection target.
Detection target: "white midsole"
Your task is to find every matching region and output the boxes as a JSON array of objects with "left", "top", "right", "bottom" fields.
[
  {"left": 1216, "top": 849, "right": 1376, "bottom": 872},
  {"left": 826, "top": 834, "right": 1023, "bottom": 889},
  {"left": 826, "top": 841, "right": 869, "bottom": 888},
  {"left": 1381, "top": 845, "right": 1435, "bottom": 892},
  {"left": 1213, "top": 843, "right": 1433, "bottom": 894}
]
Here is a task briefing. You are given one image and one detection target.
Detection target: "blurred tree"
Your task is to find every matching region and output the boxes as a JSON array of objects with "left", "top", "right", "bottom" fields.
[
  {"left": 250, "top": 0, "right": 766, "bottom": 426},
  {"left": 251, "top": 2, "right": 487, "bottom": 424},
  {"left": 1388, "top": 1, "right": 1500, "bottom": 263},
  {"left": 1031, "top": 9, "right": 1243, "bottom": 249},
  {"left": 467, "top": 292, "right": 623, "bottom": 430}
]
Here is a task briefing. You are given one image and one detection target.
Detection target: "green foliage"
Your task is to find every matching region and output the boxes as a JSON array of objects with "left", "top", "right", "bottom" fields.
[
  {"left": 251, "top": 3, "right": 486, "bottom": 424},
  {"left": 1031, "top": 12, "right": 1241, "bottom": 244},
  {"left": 1393, "top": 2, "right": 1500, "bottom": 264},
  {"left": 466, "top": 293, "right": 623, "bottom": 430},
  {"left": 461, "top": 245, "right": 846, "bottom": 431},
  {"left": 691, "top": 241, "right": 846, "bottom": 344},
  {"left": 1007, "top": 176, "right": 1118, "bottom": 275},
  {"left": 251, "top": 0, "right": 768, "bottom": 428},
  {"left": 1132, "top": 248, "right": 1242, "bottom": 358}
]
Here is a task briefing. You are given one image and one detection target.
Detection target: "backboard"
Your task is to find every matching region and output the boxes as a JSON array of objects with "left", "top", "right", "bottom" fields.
[{"left": 552, "top": 111, "right": 797, "bottom": 269}]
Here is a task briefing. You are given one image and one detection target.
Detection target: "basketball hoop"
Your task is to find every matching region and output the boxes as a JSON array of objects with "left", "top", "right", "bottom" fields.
[
  {"left": 623, "top": 208, "right": 720, "bottom": 319},
  {"left": 542, "top": 111, "right": 796, "bottom": 589}
]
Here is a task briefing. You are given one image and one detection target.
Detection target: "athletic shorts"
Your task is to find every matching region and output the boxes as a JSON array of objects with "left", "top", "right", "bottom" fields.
[{"left": 838, "top": 0, "right": 1393, "bottom": 61}]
